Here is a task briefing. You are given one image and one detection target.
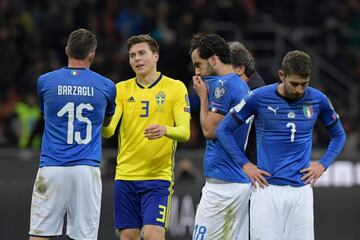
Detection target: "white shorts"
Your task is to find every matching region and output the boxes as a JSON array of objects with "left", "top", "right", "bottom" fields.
[
  {"left": 250, "top": 184, "right": 314, "bottom": 240},
  {"left": 29, "top": 165, "right": 102, "bottom": 240},
  {"left": 193, "top": 181, "right": 251, "bottom": 240}
]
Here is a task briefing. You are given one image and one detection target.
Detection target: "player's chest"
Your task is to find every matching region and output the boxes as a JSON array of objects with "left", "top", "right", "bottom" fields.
[
  {"left": 258, "top": 101, "right": 319, "bottom": 131},
  {"left": 123, "top": 89, "right": 172, "bottom": 117}
]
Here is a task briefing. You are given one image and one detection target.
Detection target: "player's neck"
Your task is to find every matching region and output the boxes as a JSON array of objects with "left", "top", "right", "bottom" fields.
[
  {"left": 68, "top": 58, "right": 90, "bottom": 68},
  {"left": 277, "top": 83, "right": 285, "bottom": 97},
  {"left": 136, "top": 70, "right": 160, "bottom": 86},
  {"left": 217, "top": 64, "right": 234, "bottom": 76}
]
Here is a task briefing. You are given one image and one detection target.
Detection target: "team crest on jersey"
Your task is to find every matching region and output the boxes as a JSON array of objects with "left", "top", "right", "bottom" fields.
[
  {"left": 303, "top": 104, "right": 313, "bottom": 118},
  {"left": 155, "top": 91, "right": 166, "bottom": 112},
  {"left": 155, "top": 91, "right": 166, "bottom": 105},
  {"left": 214, "top": 86, "right": 226, "bottom": 99}
]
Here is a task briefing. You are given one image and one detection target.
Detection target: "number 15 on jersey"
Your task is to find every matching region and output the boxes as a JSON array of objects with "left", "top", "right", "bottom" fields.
[{"left": 57, "top": 102, "right": 94, "bottom": 144}]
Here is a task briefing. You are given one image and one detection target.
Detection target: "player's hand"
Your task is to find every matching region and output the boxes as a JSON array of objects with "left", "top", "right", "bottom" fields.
[
  {"left": 144, "top": 124, "right": 167, "bottom": 140},
  {"left": 300, "top": 162, "right": 325, "bottom": 187},
  {"left": 192, "top": 75, "right": 207, "bottom": 99},
  {"left": 243, "top": 162, "right": 271, "bottom": 188}
]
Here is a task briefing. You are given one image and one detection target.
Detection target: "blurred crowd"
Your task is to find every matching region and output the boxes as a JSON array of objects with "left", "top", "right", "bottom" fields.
[{"left": 0, "top": 0, "right": 359, "bottom": 151}]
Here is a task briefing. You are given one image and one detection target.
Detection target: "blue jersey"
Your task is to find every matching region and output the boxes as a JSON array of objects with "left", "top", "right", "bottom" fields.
[
  {"left": 38, "top": 67, "right": 116, "bottom": 167},
  {"left": 203, "top": 73, "right": 250, "bottom": 183},
  {"left": 229, "top": 83, "right": 342, "bottom": 186}
]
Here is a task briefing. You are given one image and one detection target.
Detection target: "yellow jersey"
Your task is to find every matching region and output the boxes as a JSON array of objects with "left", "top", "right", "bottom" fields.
[{"left": 103, "top": 73, "right": 191, "bottom": 181}]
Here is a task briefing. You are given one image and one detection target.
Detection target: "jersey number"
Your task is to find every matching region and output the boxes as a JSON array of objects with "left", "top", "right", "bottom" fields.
[
  {"left": 193, "top": 224, "right": 207, "bottom": 240},
  {"left": 286, "top": 122, "right": 296, "bottom": 142},
  {"left": 57, "top": 102, "right": 94, "bottom": 144},
  {"left": 140, "top": 100, "right": 149, "bottom": 117}
]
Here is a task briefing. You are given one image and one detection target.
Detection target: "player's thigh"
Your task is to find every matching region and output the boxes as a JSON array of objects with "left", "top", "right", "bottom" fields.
[
  {"left": 250, "top": 185, "right": 286, "bottom": 240},
  {"left": 29, "top": 167, "right": 71, "bottom": 237},
  {"left": 114, "top": 180, "right": 142, "bottom": 230},
  {"left": 141, "top": 180, "right": 173, "bottom": 229},
  {"left": 194, "top": 182, "right": 251, "bottom": 240},
  {"left": 66, "top": 166, "right": 102, "bottom": 240},
  {"left": 284, "top": 185, "right": 314, "bottom": 240}
]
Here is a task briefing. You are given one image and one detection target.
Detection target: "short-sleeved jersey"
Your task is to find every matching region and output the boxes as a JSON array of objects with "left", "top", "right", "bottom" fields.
[
  {"left": 38, "top": 67, "right": 116, "bottom": 167},
  {"left": 203, "top": 73, "right": 251, "bottom": 183},
  {"left": 232, "top": 83, "right": 340, "bottom": 186},
  {"left": 113, "top": 73, "right": 190, "bottom": 181}
]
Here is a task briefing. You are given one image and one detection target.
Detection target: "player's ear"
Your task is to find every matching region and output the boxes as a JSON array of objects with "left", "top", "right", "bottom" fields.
[
  {"left": 278, "top": 69, "right": 285, "bottom": 82},
  {"left": 154, "top": 52, "right": 159, "bottom": 62},
  {"left": 209, "top": 56, "right": 217, "bottom": 67},
  {"left": 88, "top": 52, "right": 96, "bottom": 65},
  {"left": 65, "top": 46, "right": 69, "bottom": 57}
]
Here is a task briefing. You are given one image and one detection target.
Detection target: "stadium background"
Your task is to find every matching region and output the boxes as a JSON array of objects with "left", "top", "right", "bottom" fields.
[{"left": 0, "top": 0, "right": 359, "bottom": 239}]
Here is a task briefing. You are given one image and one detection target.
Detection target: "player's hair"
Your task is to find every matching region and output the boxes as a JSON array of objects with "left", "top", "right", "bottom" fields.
[
  {"left": 282, "top": 50, "right": 312, "bottom": 78},
  {"left": 126, "top": 34, "right": 160, "bottom": 54},
  {"left": 189, "top": 33, "right": 231, "bottom": 64},
  {"left": 228, "top": 41, "right": 255, "bottom": 78},
  {"left": 66, "top": 28, "right": 97, "bottom": 60}
]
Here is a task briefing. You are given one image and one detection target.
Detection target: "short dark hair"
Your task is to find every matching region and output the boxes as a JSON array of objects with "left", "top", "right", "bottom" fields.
[
  {"left": 189, "top": 33, "right": 231, "bottom": 64},
  {"left": 66, "top": 28, "right": 97, "bottom": 59},
  {"left": 228, "top": 41, "right": 255, "bottom": 78},
  {"left": 282, "top": 50, "right": 312, "bottom": 78},
  {"left": 126, "top": 34, "right": 160, "bottom": 54}
]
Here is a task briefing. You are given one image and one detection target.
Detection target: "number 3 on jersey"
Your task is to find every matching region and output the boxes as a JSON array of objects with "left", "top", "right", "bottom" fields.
[
  {"left": 140, "top": 100, "right": 149, "bottom": 117},
  {"left": 57, "top": 102, "right": 93, "bottom": 144}
]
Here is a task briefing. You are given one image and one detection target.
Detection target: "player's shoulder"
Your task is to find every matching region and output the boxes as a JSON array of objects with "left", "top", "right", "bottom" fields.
[
  {"left": 87, "top": 69, "right": 114, "bottom": 86},
  {"left": 249, "top": 82, "right": 275, "bottom": 96},
  {"left": 162, "top": 74, "right": 186, "bottom": 87},
  {"left": 306, "top": 86, "right": 327, "bottom": 98},
  {"left": 116, "top": 77, "right": 136, "bottom": 90}
]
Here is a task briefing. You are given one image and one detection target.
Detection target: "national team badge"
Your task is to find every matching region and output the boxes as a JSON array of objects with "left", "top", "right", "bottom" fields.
[
  {"left": 155, "top": 91, "right": 166, "bottom": 105},
  {"left": 214, "top": 86, "right": 226, "bottom": 99},
  {"left": 303, "top": 104, "right": 313, "bottom": 118}
]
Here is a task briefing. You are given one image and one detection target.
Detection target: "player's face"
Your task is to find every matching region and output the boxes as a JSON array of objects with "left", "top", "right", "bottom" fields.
[
  {"left": 191, "top": 49, "right": 217, "bottom": 76},
  {"left": 129, "top": 42, "right": 159, "bottom": 77},
  {"left": 279, "top": 70, "right": 310, "bottom": 100}
]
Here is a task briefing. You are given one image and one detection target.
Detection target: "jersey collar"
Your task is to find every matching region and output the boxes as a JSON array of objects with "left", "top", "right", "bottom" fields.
[{"left": 136, "top": 73, "right": 163, "bottom": 89}]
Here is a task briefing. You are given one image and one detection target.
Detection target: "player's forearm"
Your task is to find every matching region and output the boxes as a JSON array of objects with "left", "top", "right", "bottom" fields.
[
  {"left": 102, "top": 125, "right": 115, "bottom": 138},
  {"left": 319, "top": 120, "right": 346, "bottom": 168},
  {"left": 102, "top": 110, "right": 121, "bottom": 138},
  {"left": 216, "top": 113, "right": 249, "bottom": 167},
  {"left": 198, "top": 96, "right": 215, "bottom": 139},
  {"left": 165, "top": 115, "right": 190, "bottom": 142}
]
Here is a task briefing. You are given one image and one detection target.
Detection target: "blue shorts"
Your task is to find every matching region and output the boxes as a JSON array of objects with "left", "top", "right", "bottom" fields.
[{"left": 114, "top": 180, "right": 173, "bottom": 230}]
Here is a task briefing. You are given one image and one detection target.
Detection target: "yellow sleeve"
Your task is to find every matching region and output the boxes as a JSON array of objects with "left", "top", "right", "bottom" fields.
[
  {"left": 102, "top": 85, "right": 123, "bottom": 138},
  {"left": 165, "top": 114, "right": 190, "bottom": 142},
  {"left": 164, "top": 81, "right": 191, "bottom": 142}
]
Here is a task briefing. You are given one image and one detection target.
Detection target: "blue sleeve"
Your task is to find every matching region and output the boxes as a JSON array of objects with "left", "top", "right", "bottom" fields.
[
  {"left": 231, "top": 92, "right": 258, "bottom": 123},
  {"left": 37, "top": 76, "right": 44, "bottom": 114},
  {"left": 216, "top": 112, "right": 249, "bottom": 167},
  {"left": 209, "top": 78, "right": 249, "bottom": 115},
  {"left": 318, "top": 94, "right": 339, "bottom": 127},
  {"left": 318, "top": 120, "right": 346, "bottom": 169},
  {"left": 106, "top": 82, "right": 116, "bottom": 116},
  {"left": 215, "top": 93, "right": 258, "bottom": 167}
]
